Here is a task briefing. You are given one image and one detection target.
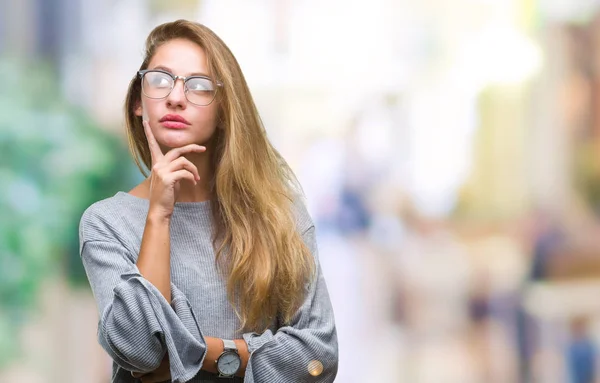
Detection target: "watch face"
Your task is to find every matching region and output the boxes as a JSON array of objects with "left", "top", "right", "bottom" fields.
[{"left": 217, "top": 351, "right": 241, "bottom": 375}]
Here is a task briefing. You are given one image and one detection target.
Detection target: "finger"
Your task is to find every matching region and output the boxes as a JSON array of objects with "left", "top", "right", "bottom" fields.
[
  {"left": 167, "top": 170, "right": 197, "bottom": 186},
  {"left": 167, "top": 157, "right": 200, "bottom": 182},
  {"left": 154, "top": 169, "right": 196, "bottom": 188},
  {"left": 164, "top": 143, "right": 206, "bottom": 163},
  {"left": 143, "top": 120, "right": 164, "bottom": 165},
  {"left": 131, "top": 371, "right": 144, "bottom": 378}
]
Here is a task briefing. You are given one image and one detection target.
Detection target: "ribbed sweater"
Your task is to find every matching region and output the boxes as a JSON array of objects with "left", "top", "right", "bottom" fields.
[{"left": 78, "top": 191, "right": 338, "bottom": 383}]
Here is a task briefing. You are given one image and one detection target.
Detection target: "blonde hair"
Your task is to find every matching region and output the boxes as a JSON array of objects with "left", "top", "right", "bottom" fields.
[{"left": 124, "top": 20, "right": 314, "bottom": 331}]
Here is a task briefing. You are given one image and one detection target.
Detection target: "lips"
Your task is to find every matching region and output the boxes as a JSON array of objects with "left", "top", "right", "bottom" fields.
[
  {"left": 160, "top": 114, "right": 190, "bottom": 124},
  {"left": 159, "top": 114, "right": 190, "bottom": 129}
]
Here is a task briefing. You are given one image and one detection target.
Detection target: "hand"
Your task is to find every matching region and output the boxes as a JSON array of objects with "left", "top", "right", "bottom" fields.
[
  {"left": 143, "top": 120, "right": 206, "bottom": 219},
  {"left": 131, "top": 354, "right": 171, "bottom": 382}
]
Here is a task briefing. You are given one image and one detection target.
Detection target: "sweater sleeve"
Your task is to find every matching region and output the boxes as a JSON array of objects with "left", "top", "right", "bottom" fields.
[
  {"left": 242, "top": 226, "right": 339, "bottom": 383},
  {"left": 79, "top": 212, "right": 206, "bottom": 383}
]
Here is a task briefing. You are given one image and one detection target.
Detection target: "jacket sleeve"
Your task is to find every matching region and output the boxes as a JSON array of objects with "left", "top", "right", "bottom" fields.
[
  {"left": 79, "top": 212, "right": 207, "bottom": 383},
  {"left": 242, "top": 226, "right": 339, "bottom": 383}
]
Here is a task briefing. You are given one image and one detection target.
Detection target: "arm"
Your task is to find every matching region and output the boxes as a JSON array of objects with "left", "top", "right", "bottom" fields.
[
  {"left": 80, "top": 210, "right": 207, "bottom": 383},
  {"left": 136, "top": 119, "right": 205, "bottom": 302},
  {"left": 137, "top": 212, "right": 172, "bottom": 303},
  {"left": 241, "top": 226, "right": 339, "bottom": 383},
  {"left": 110, "top": 212, "right": 250, "bottom": 380},
  {"left": 136, "top": 335, "right": 251, "bottom": 380}
]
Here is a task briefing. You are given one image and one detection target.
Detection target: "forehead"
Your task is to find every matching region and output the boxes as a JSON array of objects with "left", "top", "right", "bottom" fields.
[{"left": 148, "top": 38, "right": 209, "bottom": 76}]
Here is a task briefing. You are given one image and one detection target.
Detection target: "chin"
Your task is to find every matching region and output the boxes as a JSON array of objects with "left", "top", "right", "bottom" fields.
[{"left": 159, "top": 130, "right": 210, "bottom": 149}]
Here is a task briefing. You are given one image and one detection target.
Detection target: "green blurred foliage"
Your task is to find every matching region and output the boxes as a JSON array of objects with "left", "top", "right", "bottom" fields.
[{"left": 0, "top": 57, "right": 136, "bottom": 367}]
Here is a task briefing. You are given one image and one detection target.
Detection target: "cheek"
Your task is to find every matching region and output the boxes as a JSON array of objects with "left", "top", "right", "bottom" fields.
[
  {"left": 193, "top": 106, "right": 219, "bottom": 129},
  {"left": 206, "top": 104, "right": 220, "bottom": 124},
  {"left": 142, "top": 98, "right": 162, "bottom": 119}
]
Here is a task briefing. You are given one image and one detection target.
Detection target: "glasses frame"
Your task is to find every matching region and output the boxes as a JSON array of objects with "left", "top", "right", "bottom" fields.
[{"left": 138, "top": 69, "right": 223, "bottom": 106}]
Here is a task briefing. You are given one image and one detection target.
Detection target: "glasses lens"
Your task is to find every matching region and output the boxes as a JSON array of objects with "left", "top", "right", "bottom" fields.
[
  {"left": 142, "top": 71, "right": 173, "bottom": 98},
  {"left": 185, "top": 77, "right": 217, "bottom": 105}
]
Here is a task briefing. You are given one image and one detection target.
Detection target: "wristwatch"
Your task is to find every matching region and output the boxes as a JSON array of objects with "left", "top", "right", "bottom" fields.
[{"left": 215, "top": 339, "right": 241, "bottom": 377}]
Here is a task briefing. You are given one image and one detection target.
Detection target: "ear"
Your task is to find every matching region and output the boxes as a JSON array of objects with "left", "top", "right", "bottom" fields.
[{"left": 134, "top": 102, "right": 143, "bottom": 117}]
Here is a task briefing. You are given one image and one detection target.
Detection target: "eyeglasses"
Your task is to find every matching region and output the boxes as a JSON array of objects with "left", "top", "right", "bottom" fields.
[{"left": 138, "top": 69, "right": 223, "bottom": 106}]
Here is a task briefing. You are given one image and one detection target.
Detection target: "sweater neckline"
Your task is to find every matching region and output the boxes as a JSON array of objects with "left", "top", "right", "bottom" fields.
[{"left": 115, "top": 191, "right": 212, "bottom": 211}]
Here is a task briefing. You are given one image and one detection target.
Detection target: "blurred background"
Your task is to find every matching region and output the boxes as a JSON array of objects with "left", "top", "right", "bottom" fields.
[{"left": 5, "top": 0, "right": 600, "bottom": 382}]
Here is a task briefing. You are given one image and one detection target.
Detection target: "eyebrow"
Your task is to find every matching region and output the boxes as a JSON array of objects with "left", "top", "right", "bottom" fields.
[{"left": 151, "top": 65, "right": 210, "bottom": 77}]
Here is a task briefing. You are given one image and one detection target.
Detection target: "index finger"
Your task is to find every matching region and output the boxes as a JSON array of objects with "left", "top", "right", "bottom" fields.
[{"left": 143, "top": 120, "right": 163, "bottom": 164}]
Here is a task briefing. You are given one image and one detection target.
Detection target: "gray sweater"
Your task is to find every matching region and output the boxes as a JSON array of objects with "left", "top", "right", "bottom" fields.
[{"left": 79, "top": 191, "right": 338, "bottom": 383}]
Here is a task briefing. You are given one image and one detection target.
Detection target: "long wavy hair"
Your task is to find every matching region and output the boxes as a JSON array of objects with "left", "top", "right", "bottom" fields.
[{"left": 123, "top": 20, "right": 314, "bottom": 332}]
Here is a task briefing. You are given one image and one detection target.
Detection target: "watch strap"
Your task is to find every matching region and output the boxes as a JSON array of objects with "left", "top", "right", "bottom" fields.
[{"left": 222, "top": 339, "right": 237, "bottom": 351}]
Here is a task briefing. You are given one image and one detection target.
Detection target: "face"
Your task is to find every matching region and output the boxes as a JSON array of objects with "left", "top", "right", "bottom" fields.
[{"left": 135, "top": 38, "right": 220, "bottom": 150}]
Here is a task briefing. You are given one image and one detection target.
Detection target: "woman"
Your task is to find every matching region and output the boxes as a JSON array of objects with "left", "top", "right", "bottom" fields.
[{"left": 79, "top": 20, "right": 338, "bottom": 383}]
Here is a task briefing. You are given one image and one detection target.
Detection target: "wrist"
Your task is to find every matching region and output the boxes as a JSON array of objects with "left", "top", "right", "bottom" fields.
[
  {"left": 202, "top": 337, "right": 222, "bottom": 373},
  {"left": 215, "top": 338, "right": 242, "bottom": 377},
  {"left": 146, "top": 208, "right": 172, "bottom": 224}
]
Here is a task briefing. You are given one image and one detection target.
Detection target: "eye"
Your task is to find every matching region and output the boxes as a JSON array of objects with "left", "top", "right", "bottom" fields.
[
  {"left": 145, "top": 72, "right": 172, "bottom": 88},
  {"left": 187, "top": 77, "right": 215, "bottom": 92}
]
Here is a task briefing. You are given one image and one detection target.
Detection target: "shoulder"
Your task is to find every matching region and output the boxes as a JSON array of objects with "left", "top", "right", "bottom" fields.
[
  {"left": 78, "top": 193, "right": 132, "bottom": 245},
  {"left": 290, "top": 193, "right": 314, "bottom": 234}
]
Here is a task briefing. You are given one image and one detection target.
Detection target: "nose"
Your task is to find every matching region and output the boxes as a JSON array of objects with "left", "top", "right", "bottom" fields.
[{"left": 166, "top": 77, "right": 187, "bottom": 109}]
